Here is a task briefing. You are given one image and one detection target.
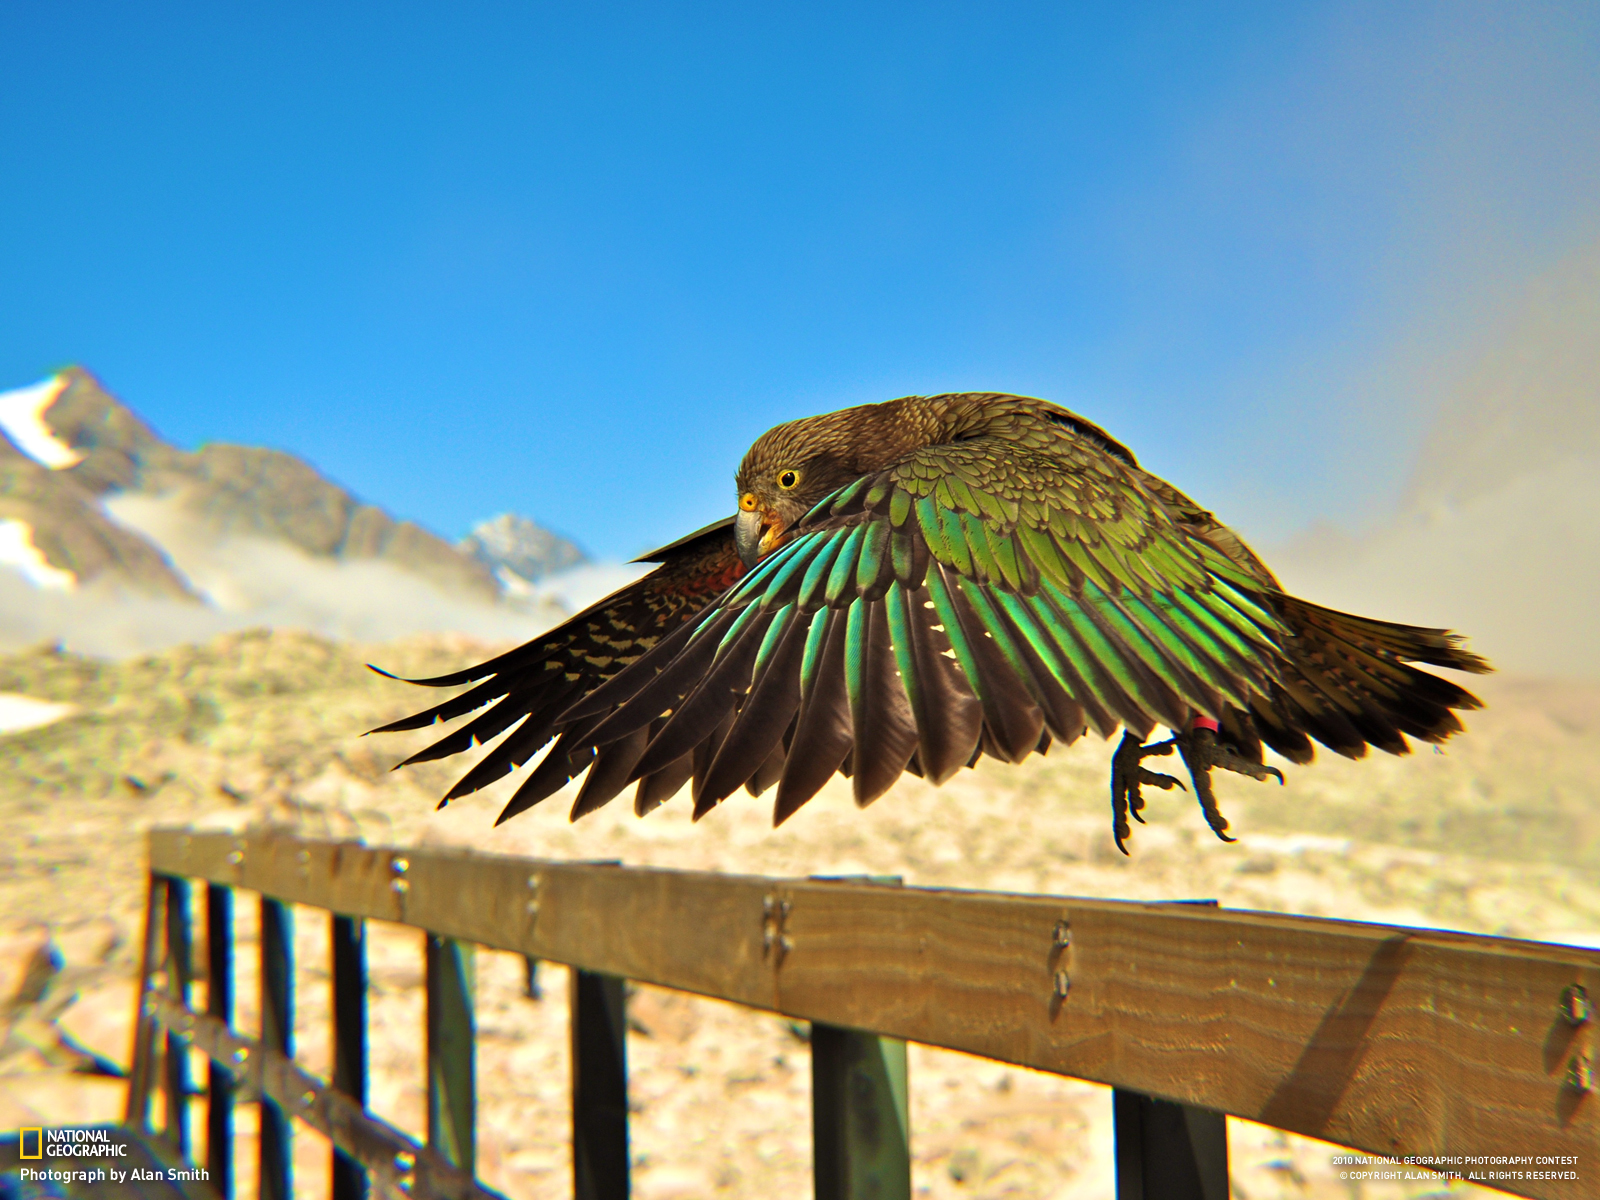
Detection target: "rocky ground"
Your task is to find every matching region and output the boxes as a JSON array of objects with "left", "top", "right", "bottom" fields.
[{"left": 1, "top": 628, "right": 1597, "bottom": 1199}]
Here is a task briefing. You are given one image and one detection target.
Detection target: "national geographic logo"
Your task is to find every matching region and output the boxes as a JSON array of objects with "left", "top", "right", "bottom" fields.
[{"left": 12, "top": 1127, "right": 129, "bottom": 1157}]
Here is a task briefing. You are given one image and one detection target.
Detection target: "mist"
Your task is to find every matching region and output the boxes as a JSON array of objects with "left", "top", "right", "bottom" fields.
[
  {"left": 1270, "top": 236, "right": 1600, "bottom": 678},
  {"left": 0, "top": 494, "right": 564, "bottom": 657}
]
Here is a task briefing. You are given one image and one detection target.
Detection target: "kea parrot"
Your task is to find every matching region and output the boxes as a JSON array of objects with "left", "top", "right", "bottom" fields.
[{"left": 373, "top": 393, "right": 1490, "bottom": 851}]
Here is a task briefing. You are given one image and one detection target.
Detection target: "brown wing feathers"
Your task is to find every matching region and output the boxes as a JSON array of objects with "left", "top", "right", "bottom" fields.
[
  {"left": 773, "top": 610, "right": 854, "bottom": 824},
  {"left": 1238, "top": 595, "right": 1488, "bottom": 766},
  {"left": 368, "top": 519, "right": 744, "bottom": 823}
]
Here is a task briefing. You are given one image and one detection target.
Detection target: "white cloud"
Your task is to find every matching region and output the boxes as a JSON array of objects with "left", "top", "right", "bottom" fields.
[
  {"left": 0, "top": 494, "right": 564, "bottom": 657},
  {"left": 0, "top": 488, "right": 666, "bottom": 659},
  {"left": 524, "top": 561, "right": 654, "bottom": 615}
]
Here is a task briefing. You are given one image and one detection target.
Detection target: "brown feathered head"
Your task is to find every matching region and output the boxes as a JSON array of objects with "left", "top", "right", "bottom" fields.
[{"left": 733, "top": 397, "right": 936, "bottom": 566}]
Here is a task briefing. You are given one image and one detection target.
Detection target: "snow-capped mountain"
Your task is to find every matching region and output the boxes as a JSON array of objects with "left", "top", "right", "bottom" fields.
[
  {"left": 0, "top": 367, "right": 581, "bottom": 653},
  {"left": 460, "top": 512, "right": 588, "bottom": 586}
]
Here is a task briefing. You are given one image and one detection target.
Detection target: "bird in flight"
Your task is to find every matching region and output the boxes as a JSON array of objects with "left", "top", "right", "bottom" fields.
[{"left": 373, "top": 393, "right": 1489, "bottom": 851}]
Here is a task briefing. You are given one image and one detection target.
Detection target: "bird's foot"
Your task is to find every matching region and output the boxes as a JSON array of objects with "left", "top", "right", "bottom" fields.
[
  {"left": 1173, "top": 721, "right": 1283, "bottom": 845},
  {"left": 1110, "top": 731, "right": 1186, "bottom": 854}
]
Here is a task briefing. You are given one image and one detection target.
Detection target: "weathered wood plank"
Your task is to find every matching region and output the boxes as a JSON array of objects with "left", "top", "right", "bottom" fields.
[
  {"left": 259, "top": 896, "right": 293, "bottom": 1200},
  {"left": 570, "top": 970, "right": 629, "bottom": 1200},
  {"left": 1114, "top": 1088, "right": 1228, "bottom": 1200},
  {"left": 812, "top": 1024, "right": 911, "bottom": 1200},
  {"left": 205, "top": 884, "right": 234, "bottom": 1199},
  {"left": 163, "top": 876, "right": 193, "bottom": 1158},
  {"left": 331, "top": 914, "right": 368, "bottom": 1200},
  {"left": 146, "top": 994, "right": 505, "bottom": 1200},
  {"left": 149, "top": 829, "right": 1599, "bottom": 1200},
  {"left": 125, "top": 874, "right": 167, "bottom": 1132},
  {"left": 426, "top": 936, "right": 477, "bottom": 1173}
]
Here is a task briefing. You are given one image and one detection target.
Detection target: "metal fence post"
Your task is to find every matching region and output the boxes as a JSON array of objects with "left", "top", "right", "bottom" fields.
[
  {"left": 811, "top": 1025, "right": 911, "bottom": 1200},
  {"left": 259, "top": 897, "right": 294, "bottom": 1200},
  {"left": 163, "top": 875, "right": 193, "bottom": 1158},
  {"left": 332, "top": 914, "right": 368, "bottom": 1200},
  {"left": 426, "top": 935, "right": 477, "bottom": 1172},
  {"left": 1113, "top": 1089, "right": 1229, "bottom": 1200},
  {"left": 206, "top": 884, "right": 235, "bottom": 1198},
  {"left": 125, "top": 873, "right": 167, "bottom": 1131},
  {"left": 571, "top": 969, "right": 629, "bottom": 1200}
]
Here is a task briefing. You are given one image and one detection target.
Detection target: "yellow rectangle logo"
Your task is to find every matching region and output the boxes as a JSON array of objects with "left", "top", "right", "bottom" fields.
[{"left": 19, "top": 1127, "right": 43, "bottom": 1158}]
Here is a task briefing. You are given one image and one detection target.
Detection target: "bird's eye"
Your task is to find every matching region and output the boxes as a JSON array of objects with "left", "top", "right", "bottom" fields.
[{"left": 778, "top": 470, "right": 800, "bottom": 489}]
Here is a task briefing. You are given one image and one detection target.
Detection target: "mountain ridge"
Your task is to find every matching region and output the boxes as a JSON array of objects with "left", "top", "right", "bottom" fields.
[
  {"left": 34, "top": 366, "right": 504, "bottom": 600},
  {"left": 0, "top": 367, "right": 588, "bottom": 653}
]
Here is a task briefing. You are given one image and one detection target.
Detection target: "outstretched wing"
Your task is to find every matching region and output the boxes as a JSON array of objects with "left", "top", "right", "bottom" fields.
[
  {"left": 551, "top": 426, "right": 1327, "bottom": 825},
  {"left": 370, "top": 517, "right": 743, "bottom": 821}
]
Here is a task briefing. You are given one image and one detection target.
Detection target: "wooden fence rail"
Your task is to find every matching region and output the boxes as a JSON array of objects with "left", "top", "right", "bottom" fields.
[{"left": 122, "top": 827, "right": 1597, "bottom": 1200}]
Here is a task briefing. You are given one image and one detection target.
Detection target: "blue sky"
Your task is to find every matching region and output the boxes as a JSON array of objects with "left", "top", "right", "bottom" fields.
[{"left": 2, "top": 2, "right": 1597, "bottom": 560}]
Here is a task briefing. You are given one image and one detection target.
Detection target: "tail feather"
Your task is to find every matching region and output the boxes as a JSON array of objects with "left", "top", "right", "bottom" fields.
[{"left": 1237, "top": 593, "right": 1489, "bottom": 763}]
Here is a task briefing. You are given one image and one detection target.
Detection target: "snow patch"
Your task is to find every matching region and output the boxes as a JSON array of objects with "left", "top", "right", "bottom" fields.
[
  {"left": 0, "top": 519, "right": 76, "bottom": 590},
  {"left": 0, "top": 374, "right": 81, "bottom": 468},
  {"left": 0, "top": 693, "right": 77, "bottom": 735}
]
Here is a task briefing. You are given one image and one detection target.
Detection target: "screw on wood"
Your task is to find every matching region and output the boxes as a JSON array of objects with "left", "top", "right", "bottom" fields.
[
  {"left": 1053, "top": 919, "right": 1071, "bottom": 949},
  {"left": 390, "top": 856, "right": 410, "bottom": 895},
  {"left": 762, "top": 894, "right": 793, "bottom": 963},
  {"left": 1568, "top": 1053, "right": 1593, "bottom": 1093},
  {"left": 1053, "top": 970, "right": 1071, "bottom": 999},
  {"left": 525, "top": 873, "right": 541, "bottom": 917},
  {"left": 1558, "top": 983, "right": 1591, "bottom": 1026}
]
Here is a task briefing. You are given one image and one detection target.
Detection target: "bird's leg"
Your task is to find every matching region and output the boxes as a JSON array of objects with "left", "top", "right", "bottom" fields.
[
  {"left": 1110, "top": 730, "right": 1186, "bottom": 854},
  {"left": 1172, "top": 718, "right": 1283, "bottom": 844}
]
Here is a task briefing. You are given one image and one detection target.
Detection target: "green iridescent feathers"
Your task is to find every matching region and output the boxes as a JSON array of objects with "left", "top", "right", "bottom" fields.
[{"left": 694, "top": 436, "right": 1293, "bottom": 750}]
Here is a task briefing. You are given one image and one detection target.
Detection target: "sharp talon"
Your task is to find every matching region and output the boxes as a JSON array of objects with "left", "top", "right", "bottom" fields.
[
  {"left": 1109, "top": 731, "right": 1192, "bottom": 849},
  {"left": 1137, "top": 769, "right": 1184, "bottom": 793},
  {"left": 1174, "top": 728, "right": 1234, "bottom": 844},
  {"left": 1110, "top": 723, "right": 1288, "bottom": 848}
]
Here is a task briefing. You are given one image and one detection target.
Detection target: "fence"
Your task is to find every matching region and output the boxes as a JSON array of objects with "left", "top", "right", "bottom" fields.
[{"left": 122, "top": 827, "right": 1598, "bottom": 1200}]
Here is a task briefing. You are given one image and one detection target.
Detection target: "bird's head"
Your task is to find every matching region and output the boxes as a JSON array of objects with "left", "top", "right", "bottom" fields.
[
  {"left": 733, "top": 431, "right": 851, "bottom": 568},
  {"left": 733, "top": 408, "right": 901, "bottom": 568}
]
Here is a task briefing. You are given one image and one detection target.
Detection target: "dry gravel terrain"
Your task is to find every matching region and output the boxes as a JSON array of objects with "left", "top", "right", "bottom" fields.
[{"left": 2, "top": 629, "right": 1598, "bottom": 1199}]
